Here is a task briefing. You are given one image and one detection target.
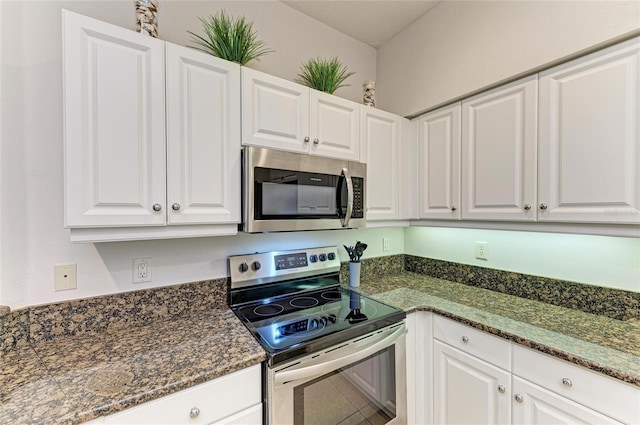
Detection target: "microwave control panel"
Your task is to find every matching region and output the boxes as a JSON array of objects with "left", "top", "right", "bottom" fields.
[{"left": 352, "top": 177, "right": 364, "bottom": 219}]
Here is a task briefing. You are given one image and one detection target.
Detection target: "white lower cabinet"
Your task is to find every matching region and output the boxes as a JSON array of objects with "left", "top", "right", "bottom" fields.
[
  {"left": 406, "top": 311, "right": 433, "bottom": 425},
  {"left": 512, "top": 376, "right": 622, "bottom": 425},
  {"left": 429, "top": 317, "right": 640, "bottom": 425},
  {"left": 85, "top": 365, "right": 262, "bottom": 425}
]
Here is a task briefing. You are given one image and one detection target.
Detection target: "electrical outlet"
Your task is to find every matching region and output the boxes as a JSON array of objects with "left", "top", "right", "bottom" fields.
[
  {"left": 383, "top": 238, "right": 390, "bottom": 252},
  {"left": 133, "top": 258, "right": 152, "bottom": 283},
  {"left": 475, "top": 242, "right": 489, "bottom": 260},
  {"left": 54, "top": 264, "right": 77, "bottom": 291}
]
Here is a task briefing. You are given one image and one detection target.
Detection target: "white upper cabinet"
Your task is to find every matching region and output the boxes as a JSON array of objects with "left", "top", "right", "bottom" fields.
[
  {"left": 461, "top": 75, "right": 538, "bottom": 221},
  {"left": 361, "top": 107, "right": 403, "bottom": 220},
  {"left": 242, "top": 67, "right": 360, "bottom": 161},
  {"left": 165, "top": 43, "right": 240, "bottom": 225},
  {"left": 63, "top": 10, "right": 166, "bottom": 227},
  {"left": 417, "top": 103, "right": 461, "bottom": 220},
  {"left": 63, "top": 11, "right": 240, "bottom": 241},
  {"left": 310, "top": 90, "right": 360, "bottom": 160},
  {"left": 538, "top": 37, "right": 640, "bottom": 224}
]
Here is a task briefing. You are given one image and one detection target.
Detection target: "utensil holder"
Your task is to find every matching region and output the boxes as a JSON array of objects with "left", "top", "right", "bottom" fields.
[{"left": 349, "top": 262, "right": 361, "bottom": 287}]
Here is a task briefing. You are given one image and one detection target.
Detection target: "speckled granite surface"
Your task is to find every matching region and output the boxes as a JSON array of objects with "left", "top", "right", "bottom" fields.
[
  {"left": 0, "top": 308, "right": 30, "bottom": 354},
  {"left": 1, "top": 308, "right": 266, "bottom": 425},
  {"left": 405, "top": 255, "right": 640, "bottom": 321},
  {"left": 355, "top": 272, "right": 640, "bottom": 387},
  {"left": 29, "top": 278, "right": 229, "bottom": 343}
]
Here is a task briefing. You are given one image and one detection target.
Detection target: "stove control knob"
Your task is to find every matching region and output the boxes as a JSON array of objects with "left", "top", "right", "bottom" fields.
[
  {"left": 251, "top": 261, "right": 262, "bottom": 271},
  {"left": 319, "top": 316, "right": 327, "bottom": 326},
  {"left": 310, "top": 319, "right": 318, "bottom": 330},
  {"left": 238, "top": 262, "right": 249, "bottom": 273},
  {"left": 327, "top": 252, "right": 336, "bottom": 261},
  {"left": 319, "top": 253, "right": 327, "bottom": 262},
  {"left": 328, "top": 314, "right": 337, "bottom": 323},
  {"left": 309, "top": 254, "right": 318, "bottom": 263}
]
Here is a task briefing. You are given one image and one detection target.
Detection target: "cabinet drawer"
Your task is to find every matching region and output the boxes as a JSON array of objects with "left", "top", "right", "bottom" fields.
[
  {"left": 103, "top": 365, "right": 262, "bottom": 424},
  {"left": 433, "top": 316, "right": 511, "bottom": 370},
  {"left": 513, "top": 345, "right": 640, "bottom": 424}
]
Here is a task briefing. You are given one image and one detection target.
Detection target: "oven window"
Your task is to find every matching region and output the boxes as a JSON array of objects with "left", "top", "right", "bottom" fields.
[{"left": 293, "top": 346, "right": 396, "bottom": 425}]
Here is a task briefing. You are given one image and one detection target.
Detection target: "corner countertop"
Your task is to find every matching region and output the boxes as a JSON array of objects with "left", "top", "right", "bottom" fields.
[
  {"left": 0, "top": 309, "right": 266, "bottom": 424},
  {"left": 356, "top": 272, "right": 640, "bottom": 387}
]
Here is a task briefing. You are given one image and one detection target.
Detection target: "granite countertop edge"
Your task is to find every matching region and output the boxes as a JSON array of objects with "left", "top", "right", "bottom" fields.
[{"left": 356, "top": 275, "right": 640, "bottom": 388}]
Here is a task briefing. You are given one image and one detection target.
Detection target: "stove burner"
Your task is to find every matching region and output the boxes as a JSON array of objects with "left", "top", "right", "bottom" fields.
[
  {"left": 320, "top": 289, "right": 342, "bottom": 301},
  {"left": 289, "top": 297, "right": 319, "bottom": 309},
  {"left": 254, "top": 303, "right": 285, "bottom": 317}
]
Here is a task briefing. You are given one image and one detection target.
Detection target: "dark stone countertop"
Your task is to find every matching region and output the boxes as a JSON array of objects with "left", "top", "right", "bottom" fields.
[
  {"left": 0, "top": 309, "right": 266, "bottom": 424},
  {"left": 355, "top": 272, "right": 640, "bottom": 387}
]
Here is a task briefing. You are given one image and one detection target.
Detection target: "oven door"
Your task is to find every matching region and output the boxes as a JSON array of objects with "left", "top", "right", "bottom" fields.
[
  {"left": 243, "top": 146, "right": 366, "bottom": 233},
  {"left": 268, "top": 323, "right": 406, "bottom": 425}
]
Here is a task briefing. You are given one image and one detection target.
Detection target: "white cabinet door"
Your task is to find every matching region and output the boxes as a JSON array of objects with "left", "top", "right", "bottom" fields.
[
  {"left": 63, "top": 10, "right": 166, "bottom": 227},
  {"left": 433, "top": 340, "right": 511, "bottom": 425},
  {"left": 361, "top": 107, "right": 401, "bottom": 220},
  {"left": 311, "top": 90, "right": 360, "bottom": 160},
  {"left": 241, "top": 67, "right": 310, "bottom": 153},
  {"left": 417, "top": 103, "right": 461, "bottom": 219},
  {"left": 538, "top": 37, "right": 640, "bottom": 224},
  {"left": 461, "top": 76, "right": 538, "bottom": 221},
  {"left": 512, "top": 376, "right": 623, "bottom": 425},
  {"left": 165, "top": 43, "right": 241, "bottom": 225}
]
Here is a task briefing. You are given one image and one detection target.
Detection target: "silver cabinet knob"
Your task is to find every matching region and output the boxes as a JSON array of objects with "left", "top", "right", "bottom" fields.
[
  {"left": 313, "top": 138, "right": 320, "bottom": 145},
  {"left": 539, "top": 203, "right": 548, "bottom": 210},
  {"left": 171, "top": 203, "right": 181, "bottom": 211},
  {"left": 514, "top": 394, "right": 524, "bottom": 403},
  {"left": 523, "top": 204, "right": 531, "bottom": 211},
  {"left": 152, "top": 203, "right": 162, "bottom": 212},
  {"left": 561, "top": 378, "right": 573, "bottom": 387},
  {"left": 190, "top": 407, "right": 200, "bottom": 419},
  {"left": 461, "top": 336, "right": 469, "bottom": 343},
  {"left": 451, "top": 206, "right": 457, "bottom": 211},
  {"left": 498, "top": 385, "right": 506, "bottom": 393},
  {"left": 304, "top": 136, "right": 310, "bottom": 143}
]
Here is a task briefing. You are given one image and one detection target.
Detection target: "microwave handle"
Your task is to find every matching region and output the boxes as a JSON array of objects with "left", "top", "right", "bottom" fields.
[{"left": 338, "top": 167, "right": 354, "bottom": 227}]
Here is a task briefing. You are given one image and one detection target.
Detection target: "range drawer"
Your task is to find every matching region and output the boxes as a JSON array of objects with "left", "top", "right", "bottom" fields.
[
  {"left": 513, "top": 345, "right": 640, "bottom": 424},
  {"left": 433, "top": 315, "right": 511, "bottom": 371}
]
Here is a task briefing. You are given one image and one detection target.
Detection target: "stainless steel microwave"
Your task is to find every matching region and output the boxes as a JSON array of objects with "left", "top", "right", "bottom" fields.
[{"left": 242, "top": 146, "right": 366, "bottom": 233}]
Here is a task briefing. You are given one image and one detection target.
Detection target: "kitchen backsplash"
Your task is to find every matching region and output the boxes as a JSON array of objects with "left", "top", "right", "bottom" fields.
[{"left": 2, "top": 255, "right": 638, "bottom": 354}]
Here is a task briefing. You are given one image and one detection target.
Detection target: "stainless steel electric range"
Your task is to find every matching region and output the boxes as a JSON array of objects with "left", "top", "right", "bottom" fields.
[{"left": 229, "top": 246, "right": 407, "bottom": 425}]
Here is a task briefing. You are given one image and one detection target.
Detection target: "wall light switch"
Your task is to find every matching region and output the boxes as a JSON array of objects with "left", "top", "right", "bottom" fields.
[{"left": 54, "top": 263, "right": 77, "bottom": 291}]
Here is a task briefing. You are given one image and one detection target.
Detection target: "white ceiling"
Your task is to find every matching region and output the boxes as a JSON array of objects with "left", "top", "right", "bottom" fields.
[{"left": 281, "top": 1, "right": 441, "bottom": 47}]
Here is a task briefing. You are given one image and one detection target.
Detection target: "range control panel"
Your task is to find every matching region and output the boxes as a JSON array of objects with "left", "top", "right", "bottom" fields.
[{"left": 229, "top": 246, "right": 341, "bottom": 288}]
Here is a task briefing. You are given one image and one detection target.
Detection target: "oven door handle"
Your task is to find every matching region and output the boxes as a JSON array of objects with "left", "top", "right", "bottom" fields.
[{"left": 274, "top": 324, "right": 405, "bottom": 386}]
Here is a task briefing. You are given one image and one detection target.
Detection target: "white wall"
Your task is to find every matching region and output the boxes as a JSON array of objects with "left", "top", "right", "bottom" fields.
[
  {"left": 0, "top": 0, "right": 376, "bottom": 309},
  {"left": 376, "top": 0, "right": 640, "bottom": 117},
  {"left": 405, "top": 227, "right": 640, "bottom": 293}
]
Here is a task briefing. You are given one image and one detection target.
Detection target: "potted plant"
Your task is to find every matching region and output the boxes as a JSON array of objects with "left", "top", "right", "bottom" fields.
[
  {"left": 297, "top": 57, "right": 355, "bottom": 94},
  {"left": 187, "top": 10, "right": 273, "bottom": 65},
  {"left": 343, "top": 241, "right": 367, "bottom": 287}
]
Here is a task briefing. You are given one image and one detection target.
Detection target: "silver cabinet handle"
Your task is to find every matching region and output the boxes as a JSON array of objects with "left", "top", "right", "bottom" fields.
[
  {"left": 539, "top": 203, "right": 548, "bottom": 210},
  {"left": 498, "top": 385, "right": 506, "bottom": 393},
  {"left": 304, "top": 136, "right": 310, "bottom": 143},
  {"left": 171, "top": 203, "right": 181, "bottom": 211},
  {"left": 561, "top": 378, "right": 573, "bottom": 387},
  {"left": 461, "top": 336, "right": 469, "bottom": 343},
  {"left": 189, "top": 407, "right": 200, "bottom": 419},
  {"left": 451, "top": 206, "right": 457, "bottom": 211},
  {"left": 524, "top": 204, "right": 531, "bottom": 211},
  {"left": 313, "top": 138, "right": 320, "bottom": 145},
  {"left": 514, "top": 394, "right": 524, "bottom": 403},
  {"left": 152, "top": 203, "right": 162, "bottom": 212}
]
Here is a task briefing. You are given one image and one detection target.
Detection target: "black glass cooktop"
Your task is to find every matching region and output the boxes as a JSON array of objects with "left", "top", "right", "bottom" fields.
[{"left": 232, "top": 285, "right": 405, "bottom": 366}]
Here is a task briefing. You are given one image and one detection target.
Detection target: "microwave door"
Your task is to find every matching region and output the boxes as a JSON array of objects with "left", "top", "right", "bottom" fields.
[{"left": 336, "top": 168, "right": 354, "bottom": 227}]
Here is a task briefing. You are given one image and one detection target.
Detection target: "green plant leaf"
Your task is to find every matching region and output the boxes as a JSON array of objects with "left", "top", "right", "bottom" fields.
[
  {"left": 296, "top": 57, "right": 355, "bottom": 94},
  {"left": 188, "top": 10, "right": 274, "bottom": 65}
]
